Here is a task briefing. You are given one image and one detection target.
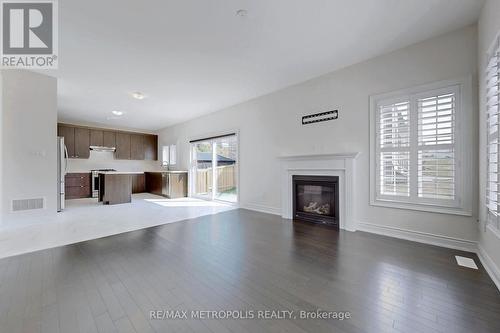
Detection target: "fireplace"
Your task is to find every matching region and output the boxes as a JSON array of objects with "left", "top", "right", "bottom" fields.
[{"left": 293, "top": 175, "right": 339, "bottom": 228}]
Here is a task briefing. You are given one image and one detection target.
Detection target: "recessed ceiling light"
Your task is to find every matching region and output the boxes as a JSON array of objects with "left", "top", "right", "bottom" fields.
[
  {"left": 236, "top": 9, "right": 248, "bottom": 17},
  {"left": 112, "top": 110, "right": 123, "bottom": 116},
  {"left": 131, "top": 92, "right": 145, "bottom": 100}
]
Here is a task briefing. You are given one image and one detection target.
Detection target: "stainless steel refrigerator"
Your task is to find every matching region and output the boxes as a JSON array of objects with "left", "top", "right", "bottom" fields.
[{"left": 57, "top": 137, "right": 68, "bottom": 211}]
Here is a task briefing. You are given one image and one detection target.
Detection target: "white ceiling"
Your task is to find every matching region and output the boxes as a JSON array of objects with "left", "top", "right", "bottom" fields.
[{"left": 56, "top": 0, "right": 484, "bottom": 131}]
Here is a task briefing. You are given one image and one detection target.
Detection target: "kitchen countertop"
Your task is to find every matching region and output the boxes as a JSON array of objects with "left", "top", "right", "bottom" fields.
[
  {"left": 67, "top": 170, "right": 189, "bottom": 174},
  {"left": 146, "top": 170, "right": 188, "bottom": 173},
  {"left": 98, "top": 171, "right": 145, "bottom": 175}
]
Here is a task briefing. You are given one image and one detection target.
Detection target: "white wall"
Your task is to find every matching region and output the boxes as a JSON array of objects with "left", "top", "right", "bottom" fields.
[
  {"left": 1, "top": 70, "right": 57, "bottom": 224},
  {"left": 0, "top": 71, "right": 3, "bottom": 220},
  {"left": 67, "top": 150, "right": 160, "bottom": 173},
  {"left": 159, "top": 25, "right": 479, "bottom": 242},
  {"left": 478, "top": 0, "right": 500, "bottom": 280}
]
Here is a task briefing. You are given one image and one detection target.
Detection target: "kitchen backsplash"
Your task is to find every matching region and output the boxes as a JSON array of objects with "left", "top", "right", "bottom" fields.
[{"left": 67, "top": 150, "right": 160, "bottom": 172}]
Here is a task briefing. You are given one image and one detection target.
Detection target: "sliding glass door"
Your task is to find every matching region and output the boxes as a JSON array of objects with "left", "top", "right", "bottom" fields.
[
  {"left": 193, "top": 140, "right": 214, "bottom": 199},
  {"left": 191, "top": 134, "right": 238, "bottom": 203},
  {"left": 214, "top": 135, "right": 238, "bottom": 202}
]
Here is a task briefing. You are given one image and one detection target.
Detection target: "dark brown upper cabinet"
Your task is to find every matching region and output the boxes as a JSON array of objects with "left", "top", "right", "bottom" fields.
[
  {"left": 57, "top": 124, "right": 75, "bottom": 158},
  {"left": 115, "top": 132, "right": 131, "bottom": 159},
  {"left": 90, "top": 129, "right": 104, "bottom": 147},
  {"left": 103, "top": 131, "right": 116, "bottom": 148},
  {"left": 130, "top": 134, "right": 145, "bottom": 160},
  {"left": 74, "top": 127, "right": 90, "bottom": 159},
  {"left": 57, "top": 123, "right": 157, "bottom": 161},
  {"left": 144, "top": 135, "right": 158, "bottom": 160}
]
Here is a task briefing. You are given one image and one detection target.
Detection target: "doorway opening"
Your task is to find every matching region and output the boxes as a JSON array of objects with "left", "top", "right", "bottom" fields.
[{"left": 190, "top": 133, "right": 238, "bottom": 203}]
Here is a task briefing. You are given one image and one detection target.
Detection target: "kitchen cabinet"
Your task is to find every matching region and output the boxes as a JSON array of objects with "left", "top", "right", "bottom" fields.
[
  {"left": 65, "top": 173, "right": 91, "bottom": 199},
  {"left": 144, "top": 135, "right": 158, "bottom": 160},
  {"left": 130, "top": 134, "right": 145, "bottom": 160},
  {"left": 58, "top": 125, "right": 90, "bottom": 159},
  {"left": 145, "top": 172, "right": 163, "bottom": 195},
  {"left": 90, "top": 129, "right": 103, "bottom": 146},
  {"left": 57, "top": 124, "right": 75, "bottom": 158},
  {"left": 103, "top": 131, "right": 116, "bottom": 148},
  {"left": 145, "top": 172, "right": 187, "bottom": 198},
  {"left": 99, "top": 173, "right": 132, "bottom": 205},
  {"left": 57, "top": 123, "right": 158, "bottom": 161},
  {"left": 167, "top": 172, "right": 188, "bottom": 198},
  {"left": 74, "top": 127, "right": 90, "bottom": 159},
  {"left": 132, "top": 174, "right": 146, "bottom": 193},
  {"left": 115, "top": 132, "right": 131, "bottom": 159}
]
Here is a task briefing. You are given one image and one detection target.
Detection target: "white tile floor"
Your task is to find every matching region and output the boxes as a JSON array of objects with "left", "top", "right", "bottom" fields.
[{"left": 0, "top": 193, "right": 237, "bottom": 259}]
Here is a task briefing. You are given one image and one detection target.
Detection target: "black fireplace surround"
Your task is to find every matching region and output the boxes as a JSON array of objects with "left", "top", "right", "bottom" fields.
[{"left": 293, "top": 175, "right": 339, "bottom": 228}]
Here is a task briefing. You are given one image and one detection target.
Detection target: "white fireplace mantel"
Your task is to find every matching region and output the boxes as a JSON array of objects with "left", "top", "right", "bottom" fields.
[{"left": 278, "top": 153, "right": 359, "bottom": 232}]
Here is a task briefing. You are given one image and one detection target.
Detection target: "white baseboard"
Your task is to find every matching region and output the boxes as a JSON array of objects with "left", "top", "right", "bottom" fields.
[
  {"left": 356, "top": 222, "right": 477, "bottom": 253},
  {"left": 477, "top": 244, "right": 500, "bottom": 291},
  {"left": 241, "top": 202, "right": 281, "bottom": 216}
]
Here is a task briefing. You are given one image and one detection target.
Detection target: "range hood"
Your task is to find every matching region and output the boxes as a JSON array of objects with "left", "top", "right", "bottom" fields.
[{"left": 90, "top": 146, "right": 116, "bottom": 152}]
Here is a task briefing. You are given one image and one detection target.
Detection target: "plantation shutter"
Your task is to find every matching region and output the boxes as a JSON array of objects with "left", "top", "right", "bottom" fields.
[
  {"left": 372, "top": 80, "right": 469, "bottom": 214},
  {"left": 377, "top": 101, "right": 411, "bottom": 196},
  {"left": 486, "top": 39, "right": 500, "bottom": 228},
  {"left": 417, "top": 91, "right": 457, "bottom": 200}
]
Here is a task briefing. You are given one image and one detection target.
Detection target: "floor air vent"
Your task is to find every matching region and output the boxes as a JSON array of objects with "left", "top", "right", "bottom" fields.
[
  {"left": 12, "top": 198, "right": 44, "bottom": 211},
  {"left": 455, "top": 255, "right": 478, "bottom": 269}
]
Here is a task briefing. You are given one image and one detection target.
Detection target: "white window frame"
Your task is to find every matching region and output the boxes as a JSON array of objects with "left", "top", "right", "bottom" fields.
[
  {"left": 188, "top": 131, "right": 240, "bottom": 204},
  {"left": 162, "top": 144, "right": 176, "bottom": 167},
  {"left": 370, "top": 79, "right": 473, "bottom": 216}
]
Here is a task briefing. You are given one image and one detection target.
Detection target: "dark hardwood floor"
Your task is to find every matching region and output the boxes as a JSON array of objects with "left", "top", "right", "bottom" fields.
[{"left": 0, "top": 209, "right": 499, "bottom": 333}]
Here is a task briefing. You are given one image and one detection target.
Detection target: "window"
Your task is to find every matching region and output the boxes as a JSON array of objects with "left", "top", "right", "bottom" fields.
[
  {"left": 378, "top": 100, "right": 410, "bottom": 197},
  {"left": 162, "top": 144, "right": 176, "bottom": 166},
  {"left": 486, "top": 36, "right": 500, "bottom": 229},
  {"left": 370, "top": 80, "right": 471, "bottom": 215},
  {"left": 169, "top": 145, "right": 177, "bottom": 165}
]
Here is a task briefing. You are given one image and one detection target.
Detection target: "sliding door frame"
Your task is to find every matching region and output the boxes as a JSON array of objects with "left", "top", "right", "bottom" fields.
[{"left": 188, "top": 130, "right": 240, "bottom": 205}]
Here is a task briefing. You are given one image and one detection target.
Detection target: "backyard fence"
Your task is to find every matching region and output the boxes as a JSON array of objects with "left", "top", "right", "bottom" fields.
[{"left": 196, "top": 164, "right": 236, "bottom": 194}]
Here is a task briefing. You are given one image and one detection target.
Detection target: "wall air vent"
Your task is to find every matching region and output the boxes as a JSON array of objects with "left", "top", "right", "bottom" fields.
[
  {"left": 12, "top": 198, "right": 44, "bottom": 212},
  {"left": 302, "top": 110, "right": 338, "bottom": 125}
]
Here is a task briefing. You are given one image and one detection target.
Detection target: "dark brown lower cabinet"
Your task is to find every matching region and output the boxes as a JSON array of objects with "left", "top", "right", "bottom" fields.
[
  {"left": 167, "top": 173, "right": 188, "bottom": 199},
  {"left": 145, "top": 172, "right": 163, "bottom": 195},
  {"left": 99, "top": 174, "right": 132, "bottom": 205},
  {"left": 65, "top": 173, "right": 91, "bottom": 199},
  {"left": 145, "top": 172, "right": 187, "bottom": 198},
  {"left": 132, "top": 174, "right": 146, "bottom": 193}
]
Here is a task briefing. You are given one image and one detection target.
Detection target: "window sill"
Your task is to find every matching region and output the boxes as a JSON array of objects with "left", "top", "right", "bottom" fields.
[{"left": 370, "top": 199, "right": 472, "bottom": 216}]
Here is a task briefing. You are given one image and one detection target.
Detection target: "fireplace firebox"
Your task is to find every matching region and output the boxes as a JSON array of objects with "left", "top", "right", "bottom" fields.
[{"left": 292, "top": 175, "right": 339, "bottom": 228}]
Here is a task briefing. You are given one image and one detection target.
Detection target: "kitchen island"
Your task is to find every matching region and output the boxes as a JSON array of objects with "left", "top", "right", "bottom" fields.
[
  {"left": 98, "top": 171, "right": 143, "bottom": 205},
  {"left": 145, "top": 171, "right": 188, "bottom": 198}
]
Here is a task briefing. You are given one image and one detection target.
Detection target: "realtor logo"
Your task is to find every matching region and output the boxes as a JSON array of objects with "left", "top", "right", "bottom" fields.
[{"left": 1, "top": 0, "right": 58, "bottom": 68}]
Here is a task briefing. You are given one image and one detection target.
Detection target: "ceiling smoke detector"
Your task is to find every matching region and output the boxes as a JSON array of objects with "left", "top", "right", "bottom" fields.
[
  {"left": 131, "top": 92, "right": 145, "bottom": 100},
  {"left": 235, "top": 9, "right": 248, "bottom": 18}
]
